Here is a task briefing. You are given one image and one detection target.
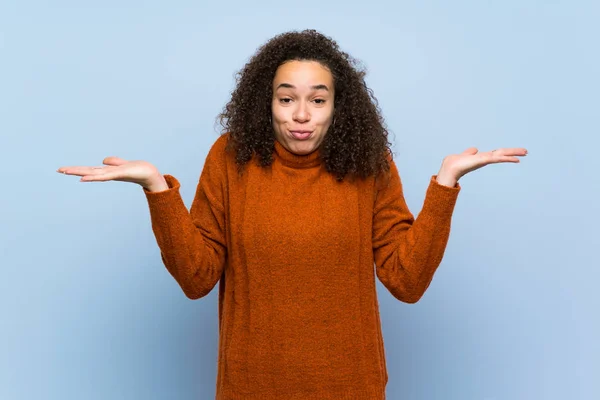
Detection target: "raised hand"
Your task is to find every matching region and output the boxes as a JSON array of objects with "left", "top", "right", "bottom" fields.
[
  {"left": 57, "top": 156, "right": 168, "bottom": 192},
  {"left": 436, "top": 147, "right": 528, "bottom": 187}
]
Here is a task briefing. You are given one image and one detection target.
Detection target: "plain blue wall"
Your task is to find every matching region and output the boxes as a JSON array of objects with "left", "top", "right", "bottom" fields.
[{"left": 1, "top": 1, "right": 598, "bottom": 399}]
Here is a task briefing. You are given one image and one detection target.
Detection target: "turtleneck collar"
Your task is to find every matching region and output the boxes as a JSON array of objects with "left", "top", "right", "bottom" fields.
[{"left": 273, "top": 140, "right": 322, "bottom": 169}]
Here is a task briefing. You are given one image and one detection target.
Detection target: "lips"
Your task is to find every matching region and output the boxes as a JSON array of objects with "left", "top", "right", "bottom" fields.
[{"left": 289, "top": 130, "right": 312, "bottom": 140}]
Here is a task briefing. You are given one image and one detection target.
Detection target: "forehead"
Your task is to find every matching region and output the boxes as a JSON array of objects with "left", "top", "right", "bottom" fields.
[{"left": 273, "top": 60, "right": 333, "bottom": 88}]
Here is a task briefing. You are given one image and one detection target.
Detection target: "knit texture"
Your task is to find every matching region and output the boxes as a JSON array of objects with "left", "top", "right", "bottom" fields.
[{"left": 143, "top": 133, "right": 461, "bottom": 399}]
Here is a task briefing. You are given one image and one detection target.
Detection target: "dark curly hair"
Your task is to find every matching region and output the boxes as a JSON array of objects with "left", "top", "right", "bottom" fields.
[{"left": 217, "top": 29, "right": 393, "bottom": 182}]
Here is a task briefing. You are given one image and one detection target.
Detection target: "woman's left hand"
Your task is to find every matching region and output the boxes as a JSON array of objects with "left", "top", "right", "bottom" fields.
[{"left": 435, "top": 147, "right": 528, "bottom": 187}]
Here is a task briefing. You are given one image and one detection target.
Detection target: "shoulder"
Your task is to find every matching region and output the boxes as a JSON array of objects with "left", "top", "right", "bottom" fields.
[
  {"left": 208, "top": 132, "right": 231, "bottom": 156},
  {"left": 373, "top": 152, "right": 398, "bottom": 192},
  {"left": 204, "top": 133, "right": 234, "bottom": 167}
]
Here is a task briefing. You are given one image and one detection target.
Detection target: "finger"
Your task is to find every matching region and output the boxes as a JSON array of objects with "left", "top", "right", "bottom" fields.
[
  {"left": 103, "top": 156, "right": 128, "bottom": 166},
  {"left": 58, "top": 166, "right": 109, "bottom": 176},
  {"left": 57, "top": 166, "right": 85, "bottom": 173},
  {"left": 493, "top": 156, "right": 520, "bottom": 163},
  {"left": 488, "top": 155, "right": 522, "bottom": 164},
  {"left": 461, "top": 147, "right": 478, "bottom": 155},
  {"left": 504, "top": 148, "right": 528, "bottom": 156},
  {"left": 490, "top": 148, "right": 528, "bottom": 156},
  {"left": 80, "top": 168, "right": 123, "bottom": 182}
]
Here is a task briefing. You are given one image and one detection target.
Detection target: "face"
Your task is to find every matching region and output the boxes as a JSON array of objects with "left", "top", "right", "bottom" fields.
[{"left": 271, "top": 60, "right": 335, "bottom": 155}]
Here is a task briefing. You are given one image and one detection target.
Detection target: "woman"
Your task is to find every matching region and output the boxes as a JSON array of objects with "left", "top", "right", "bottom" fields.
[{"left": 57, "top": 29, "right": 527, "bottom": 399}]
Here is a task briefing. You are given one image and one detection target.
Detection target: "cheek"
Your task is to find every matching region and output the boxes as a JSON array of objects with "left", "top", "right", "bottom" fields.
[
  {"left": 317, "top": 110, "right": 334, "bottom": 126},
  {"left": 272, "top": 108, "right": 291, "bottom": 125}
]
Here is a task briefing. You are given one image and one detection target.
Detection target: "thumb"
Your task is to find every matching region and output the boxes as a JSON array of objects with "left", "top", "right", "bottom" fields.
[
  {"left": 103, "top": 156, "right": 128, "bottom": 166},
  {"left": 461, "top": 147, "right": 478, "bottom": 155}
]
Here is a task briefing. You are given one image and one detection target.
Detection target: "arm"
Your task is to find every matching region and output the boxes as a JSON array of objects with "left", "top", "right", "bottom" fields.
[
  {"left": 143, "top": 144, "right": 227, "bottom": 300},
  {"left": 372, "top": 160, "right": 460, "bottom": 303}
]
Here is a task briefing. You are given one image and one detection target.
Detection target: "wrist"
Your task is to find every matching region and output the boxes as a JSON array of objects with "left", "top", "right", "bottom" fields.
[
  {"left": 144, "top": 173, "right": 169, "bottom": 192},
  {"left": 435, "top": 167, "right": 459, "bottom": 188}
]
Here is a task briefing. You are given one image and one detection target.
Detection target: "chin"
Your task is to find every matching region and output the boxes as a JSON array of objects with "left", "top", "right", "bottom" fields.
[{"left": 292, "top": 148, "right": 313, "bottom": 155}]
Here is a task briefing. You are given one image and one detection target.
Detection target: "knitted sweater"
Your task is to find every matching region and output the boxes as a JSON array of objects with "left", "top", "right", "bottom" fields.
[{"left": 143, "top": 133, "right": 461, "bottom": 399}]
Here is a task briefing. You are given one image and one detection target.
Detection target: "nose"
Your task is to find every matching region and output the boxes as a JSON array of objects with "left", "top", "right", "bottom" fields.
[{"left": 293, "top": 101, "right": 310, "bottom": 123}]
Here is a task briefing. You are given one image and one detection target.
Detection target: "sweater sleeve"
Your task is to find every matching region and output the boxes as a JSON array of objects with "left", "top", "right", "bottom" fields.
[
  {"left": 142, "top": 146, "right": 227, "bottom": 300},
  {"left": 372, "top": 160, "right": 460, "bottom": 303}
]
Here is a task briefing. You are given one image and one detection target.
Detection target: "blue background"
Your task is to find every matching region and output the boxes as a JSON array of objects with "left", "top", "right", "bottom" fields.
[{"left": 1, "top": 1, "right": 598, "bottom": 399}]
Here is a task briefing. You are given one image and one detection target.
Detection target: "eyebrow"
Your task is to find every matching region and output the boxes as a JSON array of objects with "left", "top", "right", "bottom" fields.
[{"left": 276, "top": 83, "right": 330, "bottom": 91}]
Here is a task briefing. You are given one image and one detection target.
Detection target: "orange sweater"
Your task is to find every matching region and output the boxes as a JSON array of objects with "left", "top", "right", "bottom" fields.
[{"left": 143, "top": 133, "right": 460, "bottom": 399}]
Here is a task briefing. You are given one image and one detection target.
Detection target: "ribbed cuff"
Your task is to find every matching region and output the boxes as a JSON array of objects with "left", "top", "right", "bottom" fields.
[
  {"left": 219, "top": 384, "right": 386, "bottom": 400},
  {"left": 143, "top": 174, "right": 184, "bottom": 208},
  {"left": 421, "top": 175, "right": 461, "bottom": 219}
]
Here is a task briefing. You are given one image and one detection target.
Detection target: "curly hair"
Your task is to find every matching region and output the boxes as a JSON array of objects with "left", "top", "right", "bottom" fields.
[{"left": 217, "top": 29, "right": 393, "bottom": 182}]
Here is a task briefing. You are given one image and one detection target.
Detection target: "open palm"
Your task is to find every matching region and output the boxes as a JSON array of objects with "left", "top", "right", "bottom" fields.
[
  {"left": 443, "top": 147, "right": 528, "bottom": 180},
  {"left": 57, "top": 157, "right": 161, "bottom": 186}
]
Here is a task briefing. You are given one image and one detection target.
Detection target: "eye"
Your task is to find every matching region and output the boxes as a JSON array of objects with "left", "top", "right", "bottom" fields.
[
  {"left": 313, "top": 99, "right": 326, "bottom": 105},
  {"left": 279, "top": 98, "right": 293, "bottom": 104}
]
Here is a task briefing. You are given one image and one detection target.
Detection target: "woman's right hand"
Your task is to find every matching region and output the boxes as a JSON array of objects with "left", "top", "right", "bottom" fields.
[{"left": 57, "top": 156, "right": 169, "bottom": 192}]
